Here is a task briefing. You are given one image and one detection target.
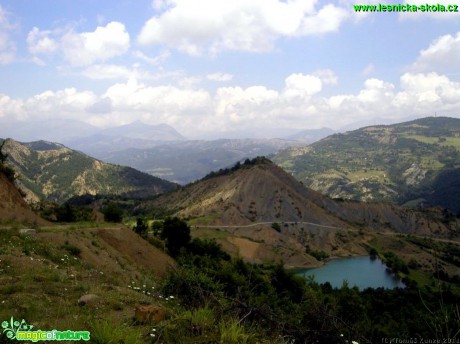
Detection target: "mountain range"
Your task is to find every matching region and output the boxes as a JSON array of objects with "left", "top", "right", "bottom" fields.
[
  {"left": 1, "top": 119, "right": 333, "bottom": 184},
  {"left": 0, "top": 119, "right": 186, "bottom": 143},
  {"left": 95, "top": 138, "right": 301, "bottom": 184},
  {"left": 274, "top": 117, "right": 460, "bottom": 215}
]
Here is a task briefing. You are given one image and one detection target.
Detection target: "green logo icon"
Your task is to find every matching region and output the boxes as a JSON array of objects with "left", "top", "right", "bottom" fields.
[
  {"left": 2, "top": 317, "right": 34, "bottom": 339},
  {"left": 2, "top": 317, "right": 90, "bottom": 342}
]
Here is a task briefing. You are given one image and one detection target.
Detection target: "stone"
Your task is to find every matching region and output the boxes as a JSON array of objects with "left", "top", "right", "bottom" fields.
[
  {"left": 78, "top": 294, "right": 99, "bottom": 306},
  {"left": 19, "top": 228, "right": 36, "bottom": 236}
]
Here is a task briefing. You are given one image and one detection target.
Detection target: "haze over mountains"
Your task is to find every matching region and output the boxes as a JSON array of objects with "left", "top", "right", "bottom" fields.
[
  {"left": 1, "top": 119, "right": 333, "bottom": 184},
  {"left": 3, "top": 116, "right": 460, "bottom": 215}
]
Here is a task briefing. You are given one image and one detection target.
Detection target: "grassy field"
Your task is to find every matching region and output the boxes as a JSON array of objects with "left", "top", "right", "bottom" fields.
[
  {"left": 0, "top": 223, "right": 176, "bottom": 343},
  {"left": 404, "top": 134, "right": 460, "bottom": 150}
]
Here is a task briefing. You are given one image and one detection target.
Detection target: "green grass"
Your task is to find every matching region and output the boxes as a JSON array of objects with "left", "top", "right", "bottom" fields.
[
  {"left": 90, "top": 319, "right": 143, "bottom": 344},
  {"left": 404, "top": 134, "right": 460, "bottom": 150},
  {"left": 419, "top": 156, "right": 444, "bottom": 170},
  {"left": 187, "top": 211, "right": 221, "bottom": 226},
  {"left": 219, "top": 318, "right": 258, "bottom": 344},
  {"left": 408, "top": 270, "right": 434, "bottom": 287},
  {"left": 192, "top": 227, "right": 230, "bottom": 239}
]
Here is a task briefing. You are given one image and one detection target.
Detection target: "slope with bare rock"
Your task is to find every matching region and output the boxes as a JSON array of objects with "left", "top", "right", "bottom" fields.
[
  {"left": 0, "top": 172, "right": 47, "bottom": 225},
  {"left": 150, "top": 157, "right": 460, "bottom": 267}
]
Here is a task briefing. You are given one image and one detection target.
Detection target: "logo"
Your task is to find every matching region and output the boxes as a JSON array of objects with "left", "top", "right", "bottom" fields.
[{"left": 2, "top": 317, "right": 90, "bottom": 342}]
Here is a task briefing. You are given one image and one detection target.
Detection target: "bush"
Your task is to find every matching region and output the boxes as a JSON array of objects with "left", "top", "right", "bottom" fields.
[
  {"left": 102, "top": 202, "right": 123, "bottom": 223},
  {"left": 132, "top": 218, "right": 148, "bottom": 235},
  {"left": 161, "top": 217, "right": 191, "bottom": 257},
  {"left": 271, "top": 222, "right": 281, "bottom": 232},
  {"left": 61, "top": 243, "right": 81, "bottom": 257},
  {"left": 187, "top": 238, "right": 230, "bottom": 261}
]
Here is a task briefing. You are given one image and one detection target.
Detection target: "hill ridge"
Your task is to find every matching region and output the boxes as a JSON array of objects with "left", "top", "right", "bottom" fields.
[
  {"left": 149, "top": 157, "right": 460, "bottom": 266},
  {"left": 1, "top": 138, "right": 177, "bottom": 203},
  {"left": 274, "top": 116, "right": 460, "bottom": 214}
]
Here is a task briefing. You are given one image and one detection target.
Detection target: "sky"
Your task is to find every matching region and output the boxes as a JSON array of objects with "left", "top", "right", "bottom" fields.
[{"left": 0, "top": 0, "right": 459, "bottom": 139}]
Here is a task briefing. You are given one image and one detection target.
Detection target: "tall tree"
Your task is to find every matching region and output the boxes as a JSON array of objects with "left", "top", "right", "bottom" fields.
[{"left": 160, "top": 217, "right": 191, "bottom": 257}]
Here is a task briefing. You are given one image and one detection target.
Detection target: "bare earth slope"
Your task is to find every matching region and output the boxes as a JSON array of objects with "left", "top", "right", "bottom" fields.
[
  {"left": 151, "top": 158, "right": 460, "bottom": 267},
  {"left": 0, "top": 172, "right": 47, "bottom": 225}
]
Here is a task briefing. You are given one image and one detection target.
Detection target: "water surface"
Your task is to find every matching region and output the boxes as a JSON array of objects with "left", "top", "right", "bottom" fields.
[{"left": 298, "top": 256, "right": 405, "bottom": 290}]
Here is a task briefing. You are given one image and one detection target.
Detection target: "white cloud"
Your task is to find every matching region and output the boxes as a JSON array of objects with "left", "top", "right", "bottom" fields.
[
  {"left": 0, "top": 95, "right": 24, "bottom": 119},
  {"left": 138, "top": 0, "right": 349, "bottom": 55},
  {"left": 23, "top": 88, "right": 97, "bottom": 116},
  {"left": 313, "top": 69, "right": 338, "bottom": 85},
  {"left": 62, "top": 22, "right": 130, "bottom": 66},
  {"left": 207, "top": 72, "right": 233, "bottom": 82},
  {"left": 411, "top": 32, "right": 460, "bottom": 73},
  {"left": 103, "top": 78, "right": 210, "bottom": 112},
  {"left": 0, "top": 5, "right": 16, "bottom": 64},
  {"left": 2, "top": 71, "right": 460, "bottom": 137},
  {"left": 284, "top": 73, "right": 322, "bottom": 98},
  {"left": 396, "top": 72, "right": 460, "bottom": 110},
  {"left": 27, "top": 22, "right": 130, "bottom": 67},
  {"left": 27, "top": 27, "right": 58, "bottom": 55},
  {"left": 298, "top": 4, "right": 348, "bottom": 36},
  {"left": 133, "top": 50, "right": 170, "bottom": 65}
]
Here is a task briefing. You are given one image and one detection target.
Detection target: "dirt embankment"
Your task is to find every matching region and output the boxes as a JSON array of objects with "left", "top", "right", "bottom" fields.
[{"left": 0, "top": 172, "right": 48, "bottom": 225}]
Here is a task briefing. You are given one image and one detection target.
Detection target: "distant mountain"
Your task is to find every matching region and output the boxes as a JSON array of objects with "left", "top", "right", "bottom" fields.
[
  {"left": 274, "top": 117, "right": 460, "bottom": 214},
  {"left": 62, "top": 121, "right": 187, "bottom": 156},
  {"left": 100, "top": 121, "right": 185, "bottom": 141},
  {"left": 95, "top": 138, "right": 301, "bottom": 184},
  {"left": 1, "top": 119, "right": 185, "bottom": 150},
  {"left": 0, "top": 119, "right": 100, "bottom": 142},
  {"left": 1, "top": 138, "right": 177, "bottom": 203},
  {"left": 149, "top": 157, "right": 460, "bottom": 266},
  {"left": 285, "top": 127, "right": 335, "bottom": 143}
]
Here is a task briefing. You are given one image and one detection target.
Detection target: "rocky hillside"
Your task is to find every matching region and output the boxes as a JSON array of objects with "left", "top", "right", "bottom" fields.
[
  {"left": 274, "top": 117, "right": 460, "bottom": 214},
  {"left": 1, "top": 138, "right": 177, "bottom": 203},
  {"left": 0, "top": 172, "right": 47, "bottom": 225},
  {"left": 149, "top": 158, "right": 460, "bottom": 267}
]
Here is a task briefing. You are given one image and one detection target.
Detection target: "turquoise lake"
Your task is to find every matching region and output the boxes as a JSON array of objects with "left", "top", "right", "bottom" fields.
[{"left": 298, "top": 256, "right": 405, "bottom": 290}]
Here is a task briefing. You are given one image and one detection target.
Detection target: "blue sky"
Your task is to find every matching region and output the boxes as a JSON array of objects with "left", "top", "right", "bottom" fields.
[{"left": 0, "top": 0, "right": 459, "bottom": 139}]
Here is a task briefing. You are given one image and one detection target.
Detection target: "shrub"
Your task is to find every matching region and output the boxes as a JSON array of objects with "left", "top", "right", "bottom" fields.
[
  {"left": 132, "top": 218, "right": 148, "bottom": 235},
  {"left": 61, "top": 243, "right": 81, "bottom": 257},
  {"left": 161, "top": 217, "right": 191, "bottom": 257},
  {"left": 271, "top": 222, "right": 281, "bottom": 232},
  {"left": 102, "top": 202, "right": 123, "bottom": 223}
]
